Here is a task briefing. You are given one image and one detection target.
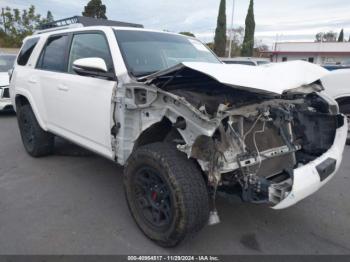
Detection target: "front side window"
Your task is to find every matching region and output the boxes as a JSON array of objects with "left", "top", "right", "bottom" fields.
[
  {"left": 0, "top": 55, "right": 16, "bottom": 72},
  {"left": 17, "top": 37, "right": 39, "bottom": 66},
  {"left": 37, "top": 35, "right": 69, "bottom": 72},
  {"left": 115, "top": 30, "right": 220, "bottom": 77},
  {"left": 68, "top": 33, "right": 114, "bottom": 74}
]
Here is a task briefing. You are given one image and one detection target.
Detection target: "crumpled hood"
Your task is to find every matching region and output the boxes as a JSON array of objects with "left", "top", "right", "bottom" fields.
[
  {"left": 0, "top": 72, "right": 9, "bottom": 86},
  {"left": 141, "top": 60, "right": 329, "bottom": 95}
]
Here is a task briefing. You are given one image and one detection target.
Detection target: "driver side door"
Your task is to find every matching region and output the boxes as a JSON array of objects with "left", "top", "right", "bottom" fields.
[{"left": 40, "top": 31, "right": 116, "bottom": 159}]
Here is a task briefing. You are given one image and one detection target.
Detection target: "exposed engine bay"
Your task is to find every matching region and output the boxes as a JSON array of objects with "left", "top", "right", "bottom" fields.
[{"left": 117, "top": 62, "right": 345, "bottom": 214}]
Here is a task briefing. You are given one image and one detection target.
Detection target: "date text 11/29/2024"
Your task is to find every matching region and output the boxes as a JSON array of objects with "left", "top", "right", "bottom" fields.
[{"left": 127, "top": 255, "right": 220, "bottom": 261}]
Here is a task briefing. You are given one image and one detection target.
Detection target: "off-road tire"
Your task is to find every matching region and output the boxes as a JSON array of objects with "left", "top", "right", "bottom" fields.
[
  {"left": 17, "top": 104, "right": 54, "bottom": 157},
  {"left": 124, "top": 142, "right": 209, "bottom": 247},
  {"left": 339, "top": 103, "right": 350, "bottom": 145}
]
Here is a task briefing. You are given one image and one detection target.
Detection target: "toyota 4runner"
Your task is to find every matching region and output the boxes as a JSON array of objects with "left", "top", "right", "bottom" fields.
[{"left": 10, "top": 19, "right": 348, "bottom": 247}]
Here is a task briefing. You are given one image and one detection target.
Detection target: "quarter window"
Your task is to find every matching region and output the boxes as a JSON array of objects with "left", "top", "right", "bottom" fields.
[
  {"left": 68, "top": 33, "right": 113, "bottom": 74},
  {"left": 37, "top": 35, "right": 69, "bottom": 72},
  {"left": 17, "top": 38, "right": 39, "bottom": 66}
]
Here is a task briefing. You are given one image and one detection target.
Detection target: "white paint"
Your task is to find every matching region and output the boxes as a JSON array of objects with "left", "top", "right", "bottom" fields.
[
  {"left": 181, "top": 60, "right": 329, "bottom": 94},
  {"left": 0, "top": 72, "right": 9, "bottom": 86},
  {"left": 73, "top": 57, "right": 108, "bottom": 72},
  {"left": 321, "top": 69, "right": 350, "bottom": 100}
]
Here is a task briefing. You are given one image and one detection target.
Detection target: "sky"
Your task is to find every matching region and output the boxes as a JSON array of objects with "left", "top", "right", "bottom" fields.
[{"left": 2, "top": 0, "right": 350, "bottom": 49}]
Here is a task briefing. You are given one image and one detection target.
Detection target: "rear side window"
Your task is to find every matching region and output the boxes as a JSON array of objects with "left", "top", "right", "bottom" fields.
[
  {"left": 17, "top": 38, "right": 39, "bottom": 66},
  {"left": 68, "top": 33, "right": 113, "bottom": 73},
  {"left": 37, "top": 35, "right": 69, "bottom": 72}
]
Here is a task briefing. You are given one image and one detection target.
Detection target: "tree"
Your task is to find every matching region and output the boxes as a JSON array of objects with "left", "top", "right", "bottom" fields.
[
  {"left": 227, "top": 26, "right": 244, "bottom": 56},
  {"left": 315, "top": 31, "right": 338, "bottom": 42},
  {"left": 0, "top": 5, "right": 51, "bottom": 47},
  {"left": 179, "top": 32, "right": 195, "bottom": 38},
  {"left": 46, "top": 11, "right": 54, "bottom": 23},
  {"left": 241, "top": 0, "right": 255, "bottom": 57},
  {"left": 39, "top": 11, "right": 54, "bottom": 26},
  {"left": 213, "top": 0, "right": 227, "bottom": 57},
  {"left": 206, "top": 42, "right": 214, "bottom": 51},
  {"left": 0, "top": 5, "right": 42, "bottom": 47},
  {"left": 338, "top": 29, "right": 344, "bottom": 42},
  {"left": 82, "top": 0, "right": 107, "bottom": 19},
  {"left": 254, "top": 40, "right": 269, "bottom": 57}
]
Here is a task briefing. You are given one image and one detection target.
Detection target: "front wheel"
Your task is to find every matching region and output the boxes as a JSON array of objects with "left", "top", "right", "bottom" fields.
[
  {"left": 124, "top": 143, "right": 209, "bottom": 247},
  {"left": 17, "top": 104, "right": 54, "bottom": 157}
]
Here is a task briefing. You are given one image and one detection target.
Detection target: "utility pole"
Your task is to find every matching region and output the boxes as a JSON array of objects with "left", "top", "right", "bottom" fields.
[{"left": 228, "top": 0, "right": 235, "bottom": 58}]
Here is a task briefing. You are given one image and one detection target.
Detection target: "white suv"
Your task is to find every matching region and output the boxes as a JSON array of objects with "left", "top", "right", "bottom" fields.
[{"left": 10, "top": 20, "right": 347, "bottom": 247}]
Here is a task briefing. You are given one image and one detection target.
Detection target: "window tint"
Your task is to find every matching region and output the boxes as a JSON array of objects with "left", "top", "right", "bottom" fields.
[
  {"left": 68, "top": 33, "right": 113, "bottom": 74},
  {"left": 17, "top": 38, "right": 39, "bottom": 66},
  {"left": 38, "top": 35, "right": 68, "bottom": 72},
  {"left": 115, "top": 30, "right": 219, "bottom": 77}
]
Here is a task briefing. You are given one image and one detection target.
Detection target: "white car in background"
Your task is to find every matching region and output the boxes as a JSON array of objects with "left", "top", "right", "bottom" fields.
[
  {"left": 0, "top": 54, "right": 16, "bottom": 111},
  {"left": 221, "top": 57, "right": 270, "bottom": 66},
  {"left": 321, "top": 69, "right": 350, "bottom": 144}
]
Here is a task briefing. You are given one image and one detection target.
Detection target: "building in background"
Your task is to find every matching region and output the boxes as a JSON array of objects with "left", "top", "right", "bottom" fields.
[{"left": 265, "top": 42, "right": 350, "bottom": 65}]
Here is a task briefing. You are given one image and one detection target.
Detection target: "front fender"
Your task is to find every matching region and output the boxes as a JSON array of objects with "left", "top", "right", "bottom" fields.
[{"left": 14, "top": 89, "right": 48, "bottom": 131}]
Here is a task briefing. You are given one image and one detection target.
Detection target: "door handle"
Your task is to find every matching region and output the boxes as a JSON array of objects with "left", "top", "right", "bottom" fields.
[{"left": 58, "top": 84, "right": 69, "bottom": 91}]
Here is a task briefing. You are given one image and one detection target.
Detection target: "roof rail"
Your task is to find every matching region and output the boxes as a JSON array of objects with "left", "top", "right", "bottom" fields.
[
  {"left": 34, "top": 23, "right": 83, "bottom": 35},
  {"left": 35, "top": 16, "right": 143, "bottom": 34}
]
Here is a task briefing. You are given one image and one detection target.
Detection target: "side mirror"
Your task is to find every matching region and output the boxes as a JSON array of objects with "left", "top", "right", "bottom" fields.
[{"left": 72, "top": 57, "right": 115, "bottom": 80}]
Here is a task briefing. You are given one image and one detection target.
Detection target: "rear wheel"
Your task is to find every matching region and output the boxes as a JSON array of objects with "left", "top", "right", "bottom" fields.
[
  {"left": 124, "top": 143, "right": 209, "bottom": 247},
  {"left": 17, "top": 104, "right": 54, "bottom": 157},
  {"left": 339, "top": 103, "right": 350, "bottom": 145}
]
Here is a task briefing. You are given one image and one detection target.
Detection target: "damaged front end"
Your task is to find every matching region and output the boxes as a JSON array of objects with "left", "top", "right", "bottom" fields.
[
  {"left": 179, "top": 92, "right": 345, "bottom": 207},
  {"left": 128, "top": 61, "right": 347, "bottom": 218}
]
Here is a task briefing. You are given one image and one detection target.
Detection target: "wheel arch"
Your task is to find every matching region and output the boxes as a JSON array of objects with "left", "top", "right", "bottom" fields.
[
  {"left": 133, "top": 117, "right": 184, "bottom": 151},
  {"left": 15, "top": 93, "right": 48, "bottom": 131}
]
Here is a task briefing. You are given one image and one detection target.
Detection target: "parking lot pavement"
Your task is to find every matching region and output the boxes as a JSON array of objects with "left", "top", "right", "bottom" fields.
[{"left": 0, "top": 112, "right": 350, "bottom": 255}]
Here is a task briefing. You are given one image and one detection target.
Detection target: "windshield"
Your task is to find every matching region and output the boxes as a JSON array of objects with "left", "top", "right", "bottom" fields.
[
  {"left": 0, "top": 55, "right": 16, "bottom": 72},
  {"left": 115, "top": 30, "right": 220, "bottom": 77}
]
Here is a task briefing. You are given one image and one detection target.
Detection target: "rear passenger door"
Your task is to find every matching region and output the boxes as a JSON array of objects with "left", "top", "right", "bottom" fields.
[{"left": 36, "top": 31, "right": 116, "bottom": 159}]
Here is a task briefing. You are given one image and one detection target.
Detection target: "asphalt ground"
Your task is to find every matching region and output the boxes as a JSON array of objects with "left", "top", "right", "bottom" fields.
[{"left": 0, "top": 111, "right": 349, "bottom": 255}]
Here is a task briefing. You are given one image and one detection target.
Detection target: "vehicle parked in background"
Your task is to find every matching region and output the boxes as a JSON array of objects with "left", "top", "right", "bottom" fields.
[
  {"left": 221, "top": 57, "right": 270, "bottom": 66},
  {"left": 322, "top": 69, "right": 350, "bottom": 144},
  {"left": 323, "top": 60, "right": 350, "bottom": 71},
  {"left": 10, "top": 17, "right": 347, "bottom": 247},
  {"left": 0, "top": 54, "right": 16, "bottom": 111}
]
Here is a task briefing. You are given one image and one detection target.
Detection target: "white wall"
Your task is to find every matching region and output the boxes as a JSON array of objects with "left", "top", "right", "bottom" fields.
[
  {"left": 273, "top": 54, "right": 350, "bottom": 65},
  {"left": 275, "top": 42, "right": 350, "bottom": 53}
]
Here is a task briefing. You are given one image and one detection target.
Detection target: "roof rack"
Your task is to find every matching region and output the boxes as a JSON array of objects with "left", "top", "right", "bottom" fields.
[{"left": 35, "top": 16, "right": 143, "bottom": 34}]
